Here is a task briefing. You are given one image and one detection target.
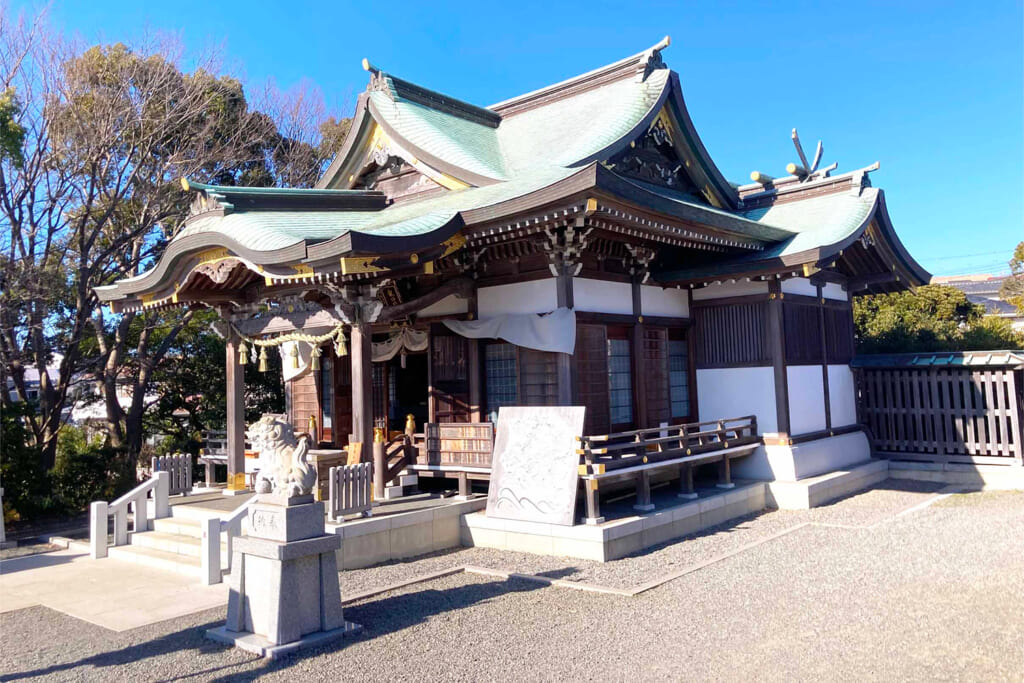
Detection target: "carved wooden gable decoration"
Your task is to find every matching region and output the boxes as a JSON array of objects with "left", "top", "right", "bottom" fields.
[{"left": 603, "top": 108, "right": 728, "bottom": 208}]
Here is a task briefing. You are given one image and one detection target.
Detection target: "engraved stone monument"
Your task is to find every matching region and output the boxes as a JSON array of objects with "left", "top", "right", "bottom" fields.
[
  {"left": 486, "top": 406, "right": 586, "bottom": 526},
  {"left": 206, "top": 415, "right": 360, "bottom": 658}
]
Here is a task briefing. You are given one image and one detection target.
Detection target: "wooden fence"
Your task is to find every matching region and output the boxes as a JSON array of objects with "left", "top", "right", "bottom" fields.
[
  {"left": 854, "top": 353, "right": 1024, "bottom": 466},
  {"left": 151, "top": 454, "right": 193, "bottom": 496},
  {"left": 328, "top": 462, "right": 373, "bottom": 520}
]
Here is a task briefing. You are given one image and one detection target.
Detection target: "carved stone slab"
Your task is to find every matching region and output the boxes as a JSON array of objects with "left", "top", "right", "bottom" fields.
[{"left": 485, "top": 406, "right": 586, "bottom": 526}]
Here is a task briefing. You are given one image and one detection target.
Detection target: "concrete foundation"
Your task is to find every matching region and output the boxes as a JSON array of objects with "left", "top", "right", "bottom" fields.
[
  {"left": 327, "top": 496, "right": 487, "bottom": 569},
  {"left": 460, "top": 482, "right": 766, "bottom": 562},
  {"left": 732, "top": 431, "right": 871, "bottom": 482}
]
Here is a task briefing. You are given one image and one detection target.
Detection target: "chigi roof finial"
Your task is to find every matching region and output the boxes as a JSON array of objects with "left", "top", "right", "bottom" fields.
[{"left": 787, "top": 128, "right": 838, "bottom": 182}]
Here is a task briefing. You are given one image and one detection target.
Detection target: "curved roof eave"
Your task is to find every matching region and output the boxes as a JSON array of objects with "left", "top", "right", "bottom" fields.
[
  {"left": 869, "top": 190, "right": 931, "bottom": 286},
  {"left": 315, "top": 94, "right": 376, "bottom": 190},
  {"left": 663, "top": 73, "right": 739, "bottom": 211},
  {"left": 95, "top": 232, "right": 309, "bottom": 302},
  {"left": 304, "top": 212, "right": 465, "bottom": 263}
]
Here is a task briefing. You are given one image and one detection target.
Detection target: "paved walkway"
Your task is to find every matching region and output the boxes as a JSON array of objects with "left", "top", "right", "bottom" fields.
[
  {"left": 0, "top": 550, "right": 228, "bottom": 632},
  {"left": 1, "top": 481, "right": 1022, "bottom": 681}
]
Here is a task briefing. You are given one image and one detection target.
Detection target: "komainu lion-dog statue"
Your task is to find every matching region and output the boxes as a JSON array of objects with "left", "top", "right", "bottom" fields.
[{"left": 245, "top": 414, "right": 316, "bottom": 498}]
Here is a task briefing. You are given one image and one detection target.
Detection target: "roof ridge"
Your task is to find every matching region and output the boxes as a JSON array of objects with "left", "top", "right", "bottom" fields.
[
  {"left": 488, "top": 37, "right": 672, "bottom": 117},
  {"left": 362, "top": 59, "right": 501, "bottom": 129}
]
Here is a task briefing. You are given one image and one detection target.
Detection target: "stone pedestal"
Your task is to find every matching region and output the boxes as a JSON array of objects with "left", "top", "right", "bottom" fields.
[{"left": 206, "top": 496, "right": 361, "bottom": 659}]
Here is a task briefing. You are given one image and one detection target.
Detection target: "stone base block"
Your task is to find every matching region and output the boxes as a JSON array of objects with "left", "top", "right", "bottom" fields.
[
  {"left": 766, "top": 459, "right": 888, "bottom": 510},
  {"left": 248, "top": 501, "right": 325, "bottom": 542},
  {"left": 206, "top": 621, "right": 361, "bottom": 660}
]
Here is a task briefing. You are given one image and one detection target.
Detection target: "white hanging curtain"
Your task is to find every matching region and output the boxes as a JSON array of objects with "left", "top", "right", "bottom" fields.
[
  {"left": 372, "top": 327, "right": 429, "bottom": 363},
  {"left": 443, "top": 307, "right": 576, "bottom": 354},
  {"left": 279, "top": 341, "right": 314, "bottom": 383}
]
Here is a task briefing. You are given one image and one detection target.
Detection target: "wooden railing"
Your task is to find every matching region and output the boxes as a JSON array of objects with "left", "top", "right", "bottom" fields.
[
  {"left": 855, "top": 360, "right": 1024, "bottom": 466},
  {"left": 328, "top": 462, "right": 374, "bottom": 521},
  {"left": 152, "top": 454, "right": 193, "bottom": 496},
  {"left": 576, "top": 416, "right": 761, "bottom": 524},
  {"left": 372, "top": 434, "right": 416, "bottom": 499},
  {"left": 90, "top": 471, "right": 170, "bottom": 559}
]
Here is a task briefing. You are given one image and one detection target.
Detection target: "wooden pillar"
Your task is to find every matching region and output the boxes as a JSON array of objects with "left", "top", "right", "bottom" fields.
[
  {"left": 556, "top": 269, "right": 575, "bottom": 404},
  {"left": 631, "top": 281, "right": 648, "bottom": 428},
  {"left": 350, "top": 321, "right": 374, "bottom": 457},
  {"left": 677, "top": 465, "right": 697, "bottom": 499},
  {"left": 583, "top": 480, "right": 603, "bottom": 525},
  {"left": 633, "top": 470, "right": 654, "bottom": 512},
  {"left": 767, "top": 280, "right": 791, "bottom": 437},
  {"left": 818, "top": 284, "right": 832, "bottom": 432},
  {"left": 225, "top": 333, "right": 247, "bottom": 494}
]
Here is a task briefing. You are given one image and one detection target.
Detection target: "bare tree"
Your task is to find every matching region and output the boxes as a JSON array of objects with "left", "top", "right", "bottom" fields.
[{"left": 1, "top": 7, "right": 352, "bottom": 464}]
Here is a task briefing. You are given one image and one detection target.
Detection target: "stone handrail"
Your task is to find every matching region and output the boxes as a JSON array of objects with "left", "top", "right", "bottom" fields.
[
  {"left": 90, "top": 471, "right": 170, "bottom": 559},
  {"left": 200, "top": 495, "right": 259, "bottom": 585}
]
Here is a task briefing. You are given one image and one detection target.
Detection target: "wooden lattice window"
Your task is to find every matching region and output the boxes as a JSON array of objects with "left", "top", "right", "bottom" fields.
[
  {"left": 783, "top": 301, "right": 824, "bottom": 365},
  {"left": 825, "top": 306, "right": 855, "bottom": 364},
  {"left": 694, "top": 302, "right": 770, "bottom": 368}
]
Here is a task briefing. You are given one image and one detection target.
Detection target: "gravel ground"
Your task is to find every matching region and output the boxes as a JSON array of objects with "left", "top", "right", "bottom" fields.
[{"left": 2, "top": 481, "right": 1022, "bottom": 682}]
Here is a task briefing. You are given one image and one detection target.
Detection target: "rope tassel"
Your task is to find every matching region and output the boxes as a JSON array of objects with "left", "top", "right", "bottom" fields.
[
  {"left": 311, "top": 345, "right": 322, "bottom": 371},
  {"left": 258, "top": 346, "right": 268, "bottom": 372},
  {"left": 334, "top": 331, "right": 348, "bottom": 357},
  {"left": 239, "top": 342, "right": 248, "bottom": 366},
  {"left": 289, "top": 343, "right": 299, "bottom": 369}
]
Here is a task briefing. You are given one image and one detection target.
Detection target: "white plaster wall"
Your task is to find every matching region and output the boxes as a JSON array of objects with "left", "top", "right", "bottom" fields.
[
  {"left": 417, "top": 294, "right": 469, "bottom": 318},
  {"left": 477, "top": 280, "right": 558, "bottom": 316},
  {"left": 828, "top": 364, "right": 858, "bottom": 428},
  {"left": 822, "top": 282, "right": 849, "bottom": 301},
  {"left": 572, "top": 278, "right": 633, "bottom": 314},
  {"left": 736, "top": 431, "right": 871, "bottom": 481},
  {"left": 787, "top": 365, "right": 827, "bottom": 435},
  {"left": 692, "top": 279, "right": 769, "bottom": 301},
  {"left": 640, "top": 285, "right": 689, "bottom": 318},
  {"left": 697, "top": 367, "right": 777, "bottom": 434},
  {"left": 781, "top": 277, "right": 818, "bottom": 298}
]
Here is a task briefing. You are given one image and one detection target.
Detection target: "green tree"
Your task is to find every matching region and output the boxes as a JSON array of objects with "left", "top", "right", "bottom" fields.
[
  {"left": 0, "top": 10, "right": 348, "bottom": 466},
  {"left": 854, "top": 284, "right": 1023, "bottom": 353},
  {"left": 998, "top": 241, "right": 1024, "bottom": 314}
]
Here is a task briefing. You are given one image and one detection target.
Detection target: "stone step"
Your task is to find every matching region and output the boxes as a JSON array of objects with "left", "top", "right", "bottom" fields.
[
  {"left": 130, "top": 530, "right": 203, "bottom": 556},
  {"left": 383, "top": 485, "right": 417, "bottom": 500},
  {"left": 398, "top": 474, "right": 418, "bottom": 487},
  {"left": 152, "top": 516, "right": 204, "bottom": 538},
  {"left": 107, "top": 544, "right": 203, "bottom": 578}
]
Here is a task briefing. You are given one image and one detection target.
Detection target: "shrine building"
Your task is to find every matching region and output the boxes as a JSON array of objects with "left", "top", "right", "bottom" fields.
[{"left": 95, "top": 38, "right": 930, "bottom": 498}]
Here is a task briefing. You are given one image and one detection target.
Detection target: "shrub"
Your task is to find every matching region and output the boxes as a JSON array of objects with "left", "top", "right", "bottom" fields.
[
  {"left": 50, "top": 425, "right": 134, "bottom": 514},
  {"left": 0, "top": 403, "right": 56, "bottom": 522}
]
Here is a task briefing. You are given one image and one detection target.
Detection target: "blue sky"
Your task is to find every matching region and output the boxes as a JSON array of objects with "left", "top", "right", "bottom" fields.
[{"left": 20, "top": 0, "right": 1024, "bottom": 277}]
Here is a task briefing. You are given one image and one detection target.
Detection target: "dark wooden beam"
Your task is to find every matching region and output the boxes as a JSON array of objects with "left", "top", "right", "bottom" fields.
[{"left": 387, "top": 276, "right": 474, "bottom": 323}]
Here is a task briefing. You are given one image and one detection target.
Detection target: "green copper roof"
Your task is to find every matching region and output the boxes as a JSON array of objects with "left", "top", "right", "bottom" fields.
[
  {"left": 497, "top": 69, "right": 670, "bottom": 174},
  {"left": 172, "top": 164, "right": 580, "bottom": 255},
  {"left": 741, "top": 188, "right": 878, "bottom": 258},
  {"left": 654, "top": 188, "right": 880, "bottom": 282},
  {"left": 369, "top": 90, "right": 508, "bottom": 182}
]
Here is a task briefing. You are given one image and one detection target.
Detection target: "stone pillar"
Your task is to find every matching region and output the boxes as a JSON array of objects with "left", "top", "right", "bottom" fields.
[
  {"left": 206, "top": 492, "right": 360, "bottom": 658},
  {"left": 225, "top": 333, "right": 247, "bottom": 494},
  {"left": 350, "top": 321, "right": 373, "bottom": 454}
]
